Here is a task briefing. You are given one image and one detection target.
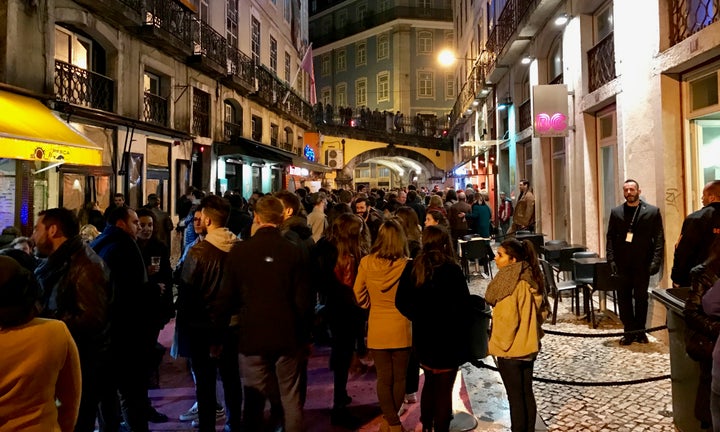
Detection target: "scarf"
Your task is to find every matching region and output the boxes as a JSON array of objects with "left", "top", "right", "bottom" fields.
[{"left": 485, "top": 261, "right": 538, "bottom": 306}]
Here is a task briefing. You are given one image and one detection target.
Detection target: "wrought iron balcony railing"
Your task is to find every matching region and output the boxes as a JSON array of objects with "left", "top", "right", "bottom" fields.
[
  {"left": 449, "top": 58, "right": 491, "bottom": 130},
  {"left": 518, "top": 99, "right": 531, "bottom": 131},
  {"left": 588, "top": 33, "right": 616, "bottom": 93},
  {"left": 669, "top": 0, "right": 720, "bottom": 46},
  {"left": 486, "top": 0, "right": 535, "bottom": 58},
  {"left": 143, "top": 91, "right": 168, "bottom": 126},
  {"left": 310, "top": 6, "right": 453, "bottom": 47},
  {"left": 224, "top": 121, "right": 243, "bottom": 141},
  {"left": 252, "top": 65, "right": 313, "bottom": 125},
  {"left": 54, "top": 60, "right": 114, "bottom": 112},
  {"left": 192, "top": 18, "right": 227, "bottom": 68},
  {"left": 226, "top": 46, "right": 255, "bottom": 87},
  {"left": 143, "top": 0, "right": 193, "bottom": 46}
]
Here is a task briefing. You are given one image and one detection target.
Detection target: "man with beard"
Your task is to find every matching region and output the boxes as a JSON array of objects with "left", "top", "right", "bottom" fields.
[
  {"left": 606, "top": 179, "right": 665, "bottom": 345},
  {"left": 32, "top": 207, "right": 111, "bottom": 432},
  {"left": 92, "top": 206, "right": 152, "bottom": 431},
  {"left": 354, "top": 196, "right": 383, "bottom": 244}
]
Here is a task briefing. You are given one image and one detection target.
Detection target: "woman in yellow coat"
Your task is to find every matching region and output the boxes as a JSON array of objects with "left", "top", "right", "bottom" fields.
[
  {"left": 354, "top": 219, "right": 411, "bottom": 432},
  {"left": 485, "top": 239, "right": 547, "bottom": 432}
]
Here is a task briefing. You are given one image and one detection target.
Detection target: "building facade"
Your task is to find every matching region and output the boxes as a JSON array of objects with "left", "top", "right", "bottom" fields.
[{"left": 0, "top": 0, "right": 322, "bottom": 233}]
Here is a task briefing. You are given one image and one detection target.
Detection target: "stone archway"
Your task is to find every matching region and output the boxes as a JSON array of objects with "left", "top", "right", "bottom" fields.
[{"left": 343, "top": 145, "right": 446, "bottom": 187}]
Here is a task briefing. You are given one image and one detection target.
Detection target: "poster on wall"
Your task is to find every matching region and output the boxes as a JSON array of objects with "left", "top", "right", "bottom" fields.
[{"left": 0, "top": 176, "right": 16, "bottom": 230}]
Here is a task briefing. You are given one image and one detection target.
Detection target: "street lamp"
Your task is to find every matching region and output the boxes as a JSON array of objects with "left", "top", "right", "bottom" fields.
[{"left": 437, "top": 49, "right": 475, "bottom": 67}]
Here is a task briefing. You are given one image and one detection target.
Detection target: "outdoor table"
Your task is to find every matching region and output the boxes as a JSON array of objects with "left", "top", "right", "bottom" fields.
[{"left": 571, "top": 257, "right": 619, "bottom": 327}]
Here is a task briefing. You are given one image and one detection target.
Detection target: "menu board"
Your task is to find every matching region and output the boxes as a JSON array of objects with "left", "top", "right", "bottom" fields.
[{"left": 0, "top": 176, "right": 15, "bottom": 229}]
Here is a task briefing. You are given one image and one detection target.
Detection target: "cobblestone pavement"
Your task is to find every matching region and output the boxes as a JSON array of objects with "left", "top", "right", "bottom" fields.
[{"left": 462, "top": 264, "right": 674, "bottom": 431}]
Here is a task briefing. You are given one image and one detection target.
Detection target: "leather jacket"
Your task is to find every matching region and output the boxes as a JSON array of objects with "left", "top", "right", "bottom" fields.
[{"left": 36, "top": 235, "right": 111, "bottom": 348}]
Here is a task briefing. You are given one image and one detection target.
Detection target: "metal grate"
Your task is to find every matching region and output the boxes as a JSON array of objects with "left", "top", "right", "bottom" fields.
[
  {"left": 669, "top": 0, "right": 720, "bottom": 46},
  {"left": 588, "top": 33, "right": 616, "bottom": 93},
  {"left": 54, "top": 60, "right": 114, "bottom": 112},
  {"left": 192, "top": 88, "right": 210, "bottom": 137},
  {"left": 224, "top": 121, "right": 242, "bottom": 141},
  {"left": 143, "top": 92, "right": 168, "bottom": 126}
]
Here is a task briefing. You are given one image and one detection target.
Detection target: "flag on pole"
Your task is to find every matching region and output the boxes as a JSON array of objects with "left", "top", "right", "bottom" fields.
[{"left": 300, "top": 44, "right": 316, "bottom": 105}]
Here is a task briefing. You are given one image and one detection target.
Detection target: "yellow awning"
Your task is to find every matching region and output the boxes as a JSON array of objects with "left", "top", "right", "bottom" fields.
[{"left": 0, "top": 90, "right": 103, "bottom": 166}]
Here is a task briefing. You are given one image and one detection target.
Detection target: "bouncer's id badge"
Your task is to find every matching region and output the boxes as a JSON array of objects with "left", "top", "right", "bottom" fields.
[{"left": 626, "top": 232, "right": 634, "bottom": 243}]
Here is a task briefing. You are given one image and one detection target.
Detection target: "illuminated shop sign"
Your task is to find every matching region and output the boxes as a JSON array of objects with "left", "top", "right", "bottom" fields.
[
  {"left": 532, "top": 84, "right": 569, "bottom": 138},
  {"left": 289, "top": 166, "right": 310, "bottom": 176}
]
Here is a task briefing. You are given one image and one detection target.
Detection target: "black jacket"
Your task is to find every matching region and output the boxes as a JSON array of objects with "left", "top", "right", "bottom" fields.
[
  {"left": 35, "top": 235, "right": 111, "bottom": 348},
  {"left": 606, "top": 201, "right": 665, "bottom": 274},
  {"left": 92, "top": 226, "right": 149, "bottom": 344},
  {"left": 672, "top": 203, "right": 720, "bottom": 287},
  {"left": 312, "top": 237, "right": 362, "bottom": 324},
  {"left": 176, "top": 234, "right": 234, "bottom": 342},
  {"left": 137, "top": 236, "right": 174, "bottom": 329},
  {"left": 396, "top": 261, "right": 472, "bottom": 369},
  {"left": 216, "top": 226, "right": 313, "bottom": 355}
]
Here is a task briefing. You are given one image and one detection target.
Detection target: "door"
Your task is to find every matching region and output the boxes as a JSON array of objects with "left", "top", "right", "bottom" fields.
[
  {"left": 597, "top": 107, "right": 617, "bottom": 254},
  {"left": 551, "top": 137, "right": 570, "bottom": 241}
]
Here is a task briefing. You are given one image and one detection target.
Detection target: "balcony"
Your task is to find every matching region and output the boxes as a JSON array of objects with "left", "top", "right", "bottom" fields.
[
  {"left": 188, "top": 18, "right": 228, "bottom": 78},
  {"left": 224, "top": 47, "right": 255, "bottom": 94},
  {"left": 224, "top": 121, "right": 242, "bottom": 141},
  {"left": 486, "top": 0, "right": 535, "bottom": 58},
  {"left": 448, "top": 59, "right": 491, "bottom": 132},
  {"left": 250, "top": 65, "right": 313, "bottom": 127},
  {"left": 71, "top": 0, "right": 143, "bottom": 28},
  {"left": 143, "top": 92, "right": 168, "bottom": 126},
  {"left": 138, "top": 0, "right": 194, "bottom": 58},
  {"left": 54, "top": 60, "right": 114, "bottom": 112},
  {"left": 588, "top": 33, "right": 616, "bottom": 93},
  {"left": 310, "top": 6, "right": 452, "bottom": 47},
  {"left": 518, "top": 99, "right": 531, "bottom": 131},
  {"left": 669, "top": 0, "right": 720, "bottom": 46}
]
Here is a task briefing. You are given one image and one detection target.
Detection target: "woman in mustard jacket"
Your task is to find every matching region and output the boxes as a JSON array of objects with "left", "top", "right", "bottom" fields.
[
  {"left": 485, "top": 239, "right": 547, "bottom": 432},
  {"left": 353, "top": 219, "right": 411, "bottom": 432}
]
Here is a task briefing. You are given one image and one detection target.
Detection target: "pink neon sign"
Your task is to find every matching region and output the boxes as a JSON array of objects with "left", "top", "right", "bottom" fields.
[{"left": 534, "top": 112, "right": 567, "bottom": 133}]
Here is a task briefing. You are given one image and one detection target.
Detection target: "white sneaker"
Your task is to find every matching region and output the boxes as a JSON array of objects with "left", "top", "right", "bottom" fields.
[
  {"left": 190, "top": 406, "right": 226, "bottom": 427},
  {"left": 179, "top": 402, "right": 198, "bottom": 422}
]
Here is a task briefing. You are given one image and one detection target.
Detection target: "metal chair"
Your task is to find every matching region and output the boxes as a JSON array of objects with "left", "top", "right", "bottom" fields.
[
  {"left": 557, "top": 245, "right": 587, "bottom": 279},
  {"left": 540, "top": 259, "right": 581, "bottom": 325},
  {"left": 460, "top": 238, "right": 494, "bottom": 282},
  {"left": 588, "top": 261, "right": 619, "bottom": 328},
  {"left": 572, "top": 251, "right": 599, "bottom": 321},
  {"left": 542, "top": 239, "right": 568, "bottom": 281}
]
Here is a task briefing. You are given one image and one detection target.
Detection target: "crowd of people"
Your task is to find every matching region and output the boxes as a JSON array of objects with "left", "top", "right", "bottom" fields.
[
  {"left": 0, "top": 179, "right": 534, "bottom": 432},
  {"left": 312, "top": 103, "right": 448, "bottom": 138}
]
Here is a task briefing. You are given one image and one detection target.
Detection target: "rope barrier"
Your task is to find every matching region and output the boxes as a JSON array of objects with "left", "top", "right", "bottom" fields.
[
  {"left": 470, "top": 360, "right": 671, "bottom": 386},
  {"left": 542, "top": 325, "right": 668, "bottom": 338}
]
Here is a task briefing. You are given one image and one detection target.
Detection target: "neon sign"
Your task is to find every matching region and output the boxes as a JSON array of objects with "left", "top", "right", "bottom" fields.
[
  {"left": 304, "top": 145, "right": 316, "bottom": 162},
  {"left": 534, "top": 112, "right": 567, "bottom": 133}
]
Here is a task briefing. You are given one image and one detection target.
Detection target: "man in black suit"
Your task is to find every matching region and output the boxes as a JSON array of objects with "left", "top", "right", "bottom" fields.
[{"left": 606, "top": 179, "right": 665, "bottom": 345}]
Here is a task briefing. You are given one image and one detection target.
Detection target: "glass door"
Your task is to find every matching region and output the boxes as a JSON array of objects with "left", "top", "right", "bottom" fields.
[
  {"left": 691, "top": 119, "right": 720, "bottom": 211},
  {"left": 597, "top": 107, "right": 617, "bottom": 254}
]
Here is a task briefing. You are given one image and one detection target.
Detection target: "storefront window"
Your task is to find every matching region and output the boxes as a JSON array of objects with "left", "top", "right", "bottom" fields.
[
  {"left": 692, "top": 119, "right": 720, "bottom": 210},
  {"left": 0, "top": 159, "right": 16, "bottom": 229}
]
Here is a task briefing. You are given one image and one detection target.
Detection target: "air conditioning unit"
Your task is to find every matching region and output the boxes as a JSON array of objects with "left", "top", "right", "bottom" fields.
[{"left": 325, "top": 149, "right": 344, "bottom": 168}]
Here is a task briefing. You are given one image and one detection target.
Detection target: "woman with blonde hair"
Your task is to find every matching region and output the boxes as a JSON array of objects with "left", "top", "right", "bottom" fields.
[
  {"left": 486, "top": 238, "right": 548, "bottom": 432},
  {"left": 314, "top": 213, "right": 370, "bottom": 427},
  {"left": 353, "top": 219, "right": 411, "bottom": 432}
]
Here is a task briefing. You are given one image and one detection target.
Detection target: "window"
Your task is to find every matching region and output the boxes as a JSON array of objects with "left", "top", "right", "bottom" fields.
[
  {"left": 143, "top": 72, "right": 167, "bottom": 126},
  {"left": 378, "top": 167, "right": 390, "bottom": 177},
  {"left": 284, "top": 127, "right": 293, "bottom": 147},
  {"left": 227, "top": 0, "right": 238, "bottom": 48},
  {"left": 356, "top": 42, "right": 367, "bottom": 66},
  {"left": 358, "top": 3, "right": 367, "bottom": 21},
  {"left": 549, "top": 37, "right": 563, "bottom": 82},
  {"left": 377, "top": 35, "right": 389, "bottom": 60},
  {"left": 321, "top": 54, "right": 331, "bottom": 76},
  {"left": 417, "top": 71, "right": 434, "bottom": 98},
  {"left": 193, "top": 0, "right": 209, "bottom": 22},
  {"left": 144, "top": 72, "right": 160, "bottom": 95},
  {"left": 55, "top": 26, "right": 92, "bottom": 69},
  {"left": 284, "top": 0, "right": 291, "bottom": 22},
  {"left": 594, "top": 2, "right": 613, "bottom": 42},
  {"left": 445, "top": 73, "right": 455, "bottom": 98},
  {"left": 597, "top": 107, "right": 617, "bottom": 251},
  {"left": 284, "top": 52, "right": 291, "bottom": 82},
  {"left": 251, "top": 115, "right": 262, "bottom": 141},
  {"left": 418, "top": 0, "right": 431, "bottom": 8},
  {"left": 270, "top": 123, "right": 279, "bottom": 146},
  {"left": 377, "top": 72, "right": 389, "bottom": 102},
  {"left": 445, "top": 31, "right": 454, "bottom": 48},
  {"left": 337, "top": 11, "right": 347, "bottom": 29},
  {"left": 321, "top": 87, "right": 331, "bottom": 105},
  {"left": 251, "top": 17, "right": 261, "bottom": 64},
  {"left": 336, "top": 83, "right": 347, "bottom": 106},
  {"left": 418, "top": 31, "right": 433, "bottom": 54},
  {"left": 192, "top": 88, "right": 210, "bottom": 137},
  {"left": 355, "top": 78, "right": 367, "bottom": 106},
  {"left": 270, "top": 36, "right": 278, "bottom": 73},
  {"left": 224, "top": 101, "right": 242, "bottom": 140},
  {"left": 337, "top": 49, "right": 346, "bottom": 71}
]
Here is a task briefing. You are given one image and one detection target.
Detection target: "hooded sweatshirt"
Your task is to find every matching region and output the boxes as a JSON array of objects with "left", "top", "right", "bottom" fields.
[
  {"left": 353, "top": 254, "right": 411, "bottom": 349},
  {"left": 204, "top": 227, "right": 238, "bottom": 252}
]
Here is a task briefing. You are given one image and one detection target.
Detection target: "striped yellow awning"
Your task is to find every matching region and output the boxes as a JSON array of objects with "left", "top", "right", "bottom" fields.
[{"left": 0, "top": 90, "right": 103, "bottom": 166}]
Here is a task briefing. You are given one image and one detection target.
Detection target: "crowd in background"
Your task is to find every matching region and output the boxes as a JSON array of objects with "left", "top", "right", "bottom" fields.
[{"left": 0, "top": 179, "right": 544, "bottom": 432}]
